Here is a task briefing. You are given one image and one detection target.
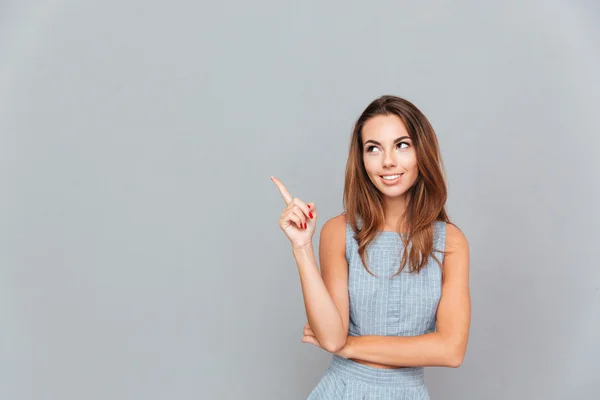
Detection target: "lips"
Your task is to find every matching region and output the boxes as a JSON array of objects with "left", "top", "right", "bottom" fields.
[{"left": 379, "top": 173, "right": 403, "bottom": 185}]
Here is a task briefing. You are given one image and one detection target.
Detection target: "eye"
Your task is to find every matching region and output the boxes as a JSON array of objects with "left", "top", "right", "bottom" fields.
[{"left": 365, "top": 142, "right": 410, "bottom": 153}]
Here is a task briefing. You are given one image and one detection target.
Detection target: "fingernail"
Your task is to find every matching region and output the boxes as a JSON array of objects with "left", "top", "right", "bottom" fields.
[
  {"left": 309, "top": 212, "right": 313, "bottom": 219},
  {"left": 304, "top": 223, "right": 307, "bottom": 229},
  {"left": 308, "top": 205, "right": 311, "bottom": 209}
]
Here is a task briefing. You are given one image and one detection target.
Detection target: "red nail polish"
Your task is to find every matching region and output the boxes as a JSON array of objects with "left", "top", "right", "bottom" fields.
[
  {"left": 308, "top": 205, "right": 311, "bottom": 209},
  {"left": 304, "top": 223, "right": 307, "bottom": 229},
  {"left": 309, "top": 212, "right": 313, "bottom": 219}
]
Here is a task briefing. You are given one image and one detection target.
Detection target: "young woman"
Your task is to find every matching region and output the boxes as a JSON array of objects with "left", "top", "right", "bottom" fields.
[{"left": 271, "top": 95, "right": 471, "bottom": 399}]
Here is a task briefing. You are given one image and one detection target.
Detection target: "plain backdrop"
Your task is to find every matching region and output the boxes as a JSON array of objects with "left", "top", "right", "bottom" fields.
[{"left": 1, "top": 1, "right": 599, "bottom": 399}]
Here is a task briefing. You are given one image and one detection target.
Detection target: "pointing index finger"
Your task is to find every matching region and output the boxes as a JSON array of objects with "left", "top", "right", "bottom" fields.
[{"left": 270, "top": 176, "right": 293, "bottom": 205}]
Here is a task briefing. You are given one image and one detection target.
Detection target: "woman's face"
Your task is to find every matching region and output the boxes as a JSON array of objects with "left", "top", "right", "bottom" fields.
[{"left": 361, "top": 114, "right": 419, "bottom": 200}]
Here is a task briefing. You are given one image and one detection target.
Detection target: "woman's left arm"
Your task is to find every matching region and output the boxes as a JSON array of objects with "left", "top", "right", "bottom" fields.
[{"left": 304, "top": 224, "right": 471, "bottom": 367}]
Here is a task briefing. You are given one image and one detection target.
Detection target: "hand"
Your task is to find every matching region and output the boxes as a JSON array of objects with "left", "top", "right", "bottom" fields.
[
  {"left": 271, "top": 176, "right": 317, "bottom": 249},
  {"left": 301, "top": 322, "right": 352, "bottom": 358}
]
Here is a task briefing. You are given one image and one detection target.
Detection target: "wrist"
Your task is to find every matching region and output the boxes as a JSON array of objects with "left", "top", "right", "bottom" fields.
[{"left": 292, "top": 243, "right": 314, "bottom": 253}]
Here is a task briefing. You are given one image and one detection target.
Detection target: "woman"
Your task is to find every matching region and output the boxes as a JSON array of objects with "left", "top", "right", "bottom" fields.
[{"left": 271, "top": 95, "right": 471, "bottom": 399}]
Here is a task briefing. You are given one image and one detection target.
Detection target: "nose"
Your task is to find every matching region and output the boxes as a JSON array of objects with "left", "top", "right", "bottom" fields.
[{"left": 382, "top": 152, "right": 397, "bottom": 168}]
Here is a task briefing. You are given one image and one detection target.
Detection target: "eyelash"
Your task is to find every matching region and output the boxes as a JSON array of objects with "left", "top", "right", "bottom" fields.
[{"left": 365, "top": 142, "right": 410, "bottom": 153}]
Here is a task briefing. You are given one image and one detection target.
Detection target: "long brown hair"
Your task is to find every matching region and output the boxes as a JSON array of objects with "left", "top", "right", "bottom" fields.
[{"left": 343, "top": 95, "right": 451, "bottom": 277}]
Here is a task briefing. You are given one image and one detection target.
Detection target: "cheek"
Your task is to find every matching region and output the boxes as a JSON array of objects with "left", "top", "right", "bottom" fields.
[
  {"left": 362, "top": 158, "right": 376, "bottom": 174},
  {"left": 403, "top": 153, "right": 418, "bottom": 170},
  {"left": 399, "top": 156, "right": 418, "bottom": 180},
  {"left": 407, "top": 162, "right": 420, "bottom": 182}
]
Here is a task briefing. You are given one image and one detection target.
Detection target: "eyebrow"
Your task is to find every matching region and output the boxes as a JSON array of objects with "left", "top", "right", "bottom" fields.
[{"left": 363, "top": 136, "right": 411, "bottom": 146}]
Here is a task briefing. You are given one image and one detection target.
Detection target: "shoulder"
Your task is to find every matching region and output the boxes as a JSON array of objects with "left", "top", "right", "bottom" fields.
[
  {"left": 320, "top": 213, "right": 347, "bottom": 251},
  {"left": 321, "top": 213, "right": 347, "bottom": 239},
  {"left": 444, "top": 222, "right": 469, "bottom": 254}
]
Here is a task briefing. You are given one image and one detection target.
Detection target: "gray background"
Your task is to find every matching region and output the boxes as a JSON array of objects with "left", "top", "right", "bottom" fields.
[{"left": 1, "top": 0, "right": 599, "bottom": 399}]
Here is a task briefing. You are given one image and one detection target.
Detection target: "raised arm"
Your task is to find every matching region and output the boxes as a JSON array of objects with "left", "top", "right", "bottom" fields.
[
  {"left": 340, "top": 223, "right": 471, "bottom": 367},
  {"left": 271, "top": 177, "right": 348, "bottom": 352}
]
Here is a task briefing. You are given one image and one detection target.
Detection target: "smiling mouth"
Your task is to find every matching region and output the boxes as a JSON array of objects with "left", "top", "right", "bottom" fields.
[{"left": 380, "top": 174, "right": 403, "bottom": 181}]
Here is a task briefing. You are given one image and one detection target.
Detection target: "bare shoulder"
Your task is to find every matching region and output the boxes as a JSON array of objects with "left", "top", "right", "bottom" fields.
[
  {"left": 324, "top": 212, "right": 347, "bottom": 228},
  {"left": 320, "top": 213, "right": 347, "bottom": 247},
  {"left": 442, "top": 222, "right": 470, "bottom": 281},
  {"left": 444, "top": 222, "right": 469, "bottom": 253}
]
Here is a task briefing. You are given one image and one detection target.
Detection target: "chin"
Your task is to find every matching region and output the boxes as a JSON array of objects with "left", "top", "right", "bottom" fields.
[{"left": 383, "top": 190, "right": 407, "bottom": 198}]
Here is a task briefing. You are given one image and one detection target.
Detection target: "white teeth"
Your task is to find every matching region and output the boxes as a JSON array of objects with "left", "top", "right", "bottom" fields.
[{"left": 382, "top": 174, "right": 401, "bottom": 180}]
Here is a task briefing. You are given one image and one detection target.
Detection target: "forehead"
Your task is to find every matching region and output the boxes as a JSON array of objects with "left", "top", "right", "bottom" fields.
[{"left": 362, "top": 114, "right": 409, "bottom": 142}]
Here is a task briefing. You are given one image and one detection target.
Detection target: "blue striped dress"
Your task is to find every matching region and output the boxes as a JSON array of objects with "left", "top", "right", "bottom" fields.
[{"left": 307, "top": 217, "right": 447, "bottom": 400}]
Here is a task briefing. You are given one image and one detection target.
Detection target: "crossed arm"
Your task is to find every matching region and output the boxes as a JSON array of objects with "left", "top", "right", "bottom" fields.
[{"left": 302, "top": 218, "right": 471, "bottom": 368}]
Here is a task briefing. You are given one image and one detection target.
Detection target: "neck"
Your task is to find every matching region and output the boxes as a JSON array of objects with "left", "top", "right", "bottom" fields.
[{"left": 382, "top": 195, "right": 409, "bottom": 231}]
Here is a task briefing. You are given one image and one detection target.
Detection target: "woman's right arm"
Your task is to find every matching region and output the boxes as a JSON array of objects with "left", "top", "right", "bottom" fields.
[
  {"left": 294, "top": 214, "right": 349, "bottom": 353},
  {"left": 270, "top": 176, "right": 349, "bottom": 353}
]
